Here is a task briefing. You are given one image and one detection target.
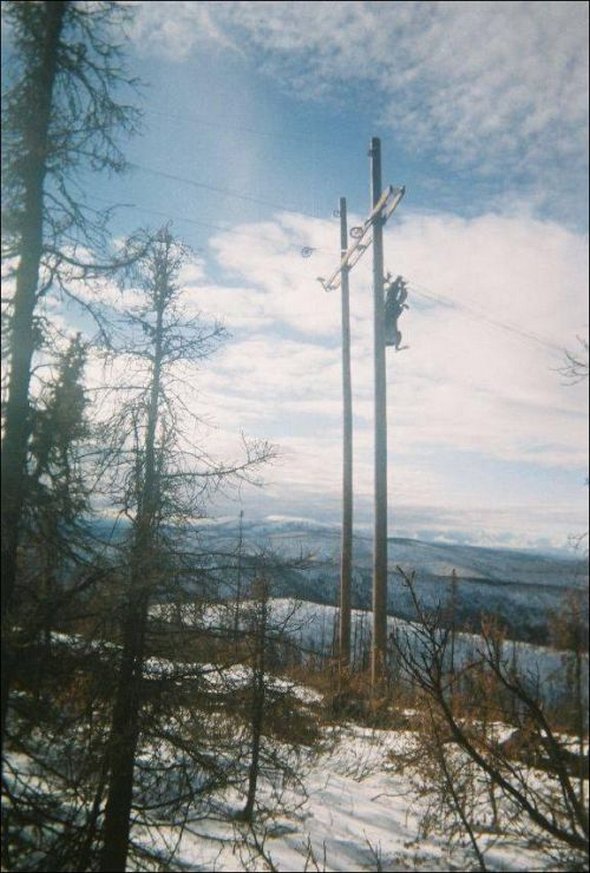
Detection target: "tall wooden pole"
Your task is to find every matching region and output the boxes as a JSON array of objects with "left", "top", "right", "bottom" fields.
[
  {"left": 339, "top": 197, "right": 353, "bottom": 673},
  {"left": 370, "top": 137, "right": 388, "bottom": 689},
  {"left": 319, "top": 145, "right": 404, "bottom": 684},
  {"left": 233, "top": 508, "right": 244, "bottom": 653}
]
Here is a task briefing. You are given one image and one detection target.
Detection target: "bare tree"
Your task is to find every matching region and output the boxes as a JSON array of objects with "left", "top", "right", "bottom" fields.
[
  {"left": 390, "top": 569, "right": 589, "bottom": 870},
  {"left": 557, "top": 337, "right": 589, "bottom": 385},
  {"left": 239, "top": 577, "right": 272, "bottom": 824},
  {"left": 95, "top": 228, "right": 274, "bottom": 871},
  {"left": 548, "top": 590, "right": 589, "bottom": 809}
]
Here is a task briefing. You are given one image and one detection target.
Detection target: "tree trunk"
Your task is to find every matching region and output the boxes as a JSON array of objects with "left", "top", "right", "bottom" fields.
[
  {"left": 98, "top": 596, "right": 148, "bottom": 872},
  {"left": 241, "top": 588, "right": 268, "bottom": 823},
  {"left": 242, "top": 660, "right": 266, "bottom": 824},
  {"left": 1, "top": 0, "right": 68, "bottom": 748},
  {"left": 99, "top": 246, "right": 167, "bottom": 871}
]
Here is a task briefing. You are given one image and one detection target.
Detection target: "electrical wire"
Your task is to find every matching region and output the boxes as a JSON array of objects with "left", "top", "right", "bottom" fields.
[
  {"left": 406, "top": 280, "right": 565, "bottom": 353},
  {"left": 128, "top": 161, "right": 319, "bottom": 218},
  {"left": 91, "top": 194, "right": 567, "bottom": 355},
  {"left": 90, "top": 193, "right": 334, "bottom": 259},
  {"left": 143, "top": 106, "right": 331, "bottom": 147}
]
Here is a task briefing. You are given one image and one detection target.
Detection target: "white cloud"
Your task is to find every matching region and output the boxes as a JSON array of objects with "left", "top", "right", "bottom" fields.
[
  {"left": 133, "top": 1, "right": 588, "bottom": 213},
  {"left": 129, "top": 0, "right": 236, "bottom": 58},
  {"left": 182, "top": 207, "right": 588, "bottom": 525},
  {"left": 37, "top": 205, "right": 588, "bottom": 545}
]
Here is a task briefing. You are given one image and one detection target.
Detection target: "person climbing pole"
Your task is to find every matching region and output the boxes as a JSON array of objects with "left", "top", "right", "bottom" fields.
[{"left": 384, "top": 274, "right": 409, "bottom": 350}]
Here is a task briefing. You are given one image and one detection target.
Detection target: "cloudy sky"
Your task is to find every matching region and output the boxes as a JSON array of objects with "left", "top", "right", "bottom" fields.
[{"left": 18, "top": 1, "right": 590, "bottom": 549}]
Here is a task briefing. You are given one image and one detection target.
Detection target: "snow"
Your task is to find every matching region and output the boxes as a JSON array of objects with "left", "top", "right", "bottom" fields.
[
  {"left": 5, "top": 707, "right": 582, "bottom": 872},
  {"left": 137, "top": 599, "right": 588, "bottom": 869},
  {"left": 130, "top": 721, "right": 553, "bottom": 872},
  {"left": 151, "top": 597, "right": 589, "bottom": 710},
  {"left": 7, "top": 605, "right": 586, "bottom": 871}
]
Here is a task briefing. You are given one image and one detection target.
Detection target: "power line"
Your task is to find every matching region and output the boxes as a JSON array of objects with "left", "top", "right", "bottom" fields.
[
  {"left": 91, "top": 193, "right": 567, "bottom": 355},
  {"left": 128, "top": 161, "right": 319, "bottom": 218},
  {"left": 406, "top": 279, "right": 565, "bottom": 353},
  {"left": 143, "top": 106, "right": 332, "bottom": 147},
  {"left": 140, "top": 107, "right": 529, "bottom": 191},
  {"left": 91, "top": 193, "right": 329, "bottom": 256},
  {"left": 90, "top": 195, "right": 335, "bottom": 289}
]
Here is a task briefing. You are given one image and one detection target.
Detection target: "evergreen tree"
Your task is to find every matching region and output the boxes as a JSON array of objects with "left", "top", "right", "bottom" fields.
[
  {"left": 1, "top": 334, "right": 111, "bottom": 873},
  {"left": 1, "top": 0, "right": 140, "bottom": 744},
  {"left": 25, "top": 333, "right": 91, "bottom": 646}
]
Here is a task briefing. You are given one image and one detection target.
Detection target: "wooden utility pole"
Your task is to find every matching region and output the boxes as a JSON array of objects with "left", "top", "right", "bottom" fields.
[
  {"left": 339, "top": 197, "right": 353, "bottom": 673},
  {"left": 370, "top": 137, "right": 388, "bottom": 689},
  {"left": 233, "top": 508, "right": 245, "bottom": 654},
  {"left": 318, "top": 143, "right": 405, "bottom": 689}
]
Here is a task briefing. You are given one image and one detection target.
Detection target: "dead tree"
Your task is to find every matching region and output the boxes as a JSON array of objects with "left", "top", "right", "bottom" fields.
[
  {"left": 390, "top": 569, "right": 589, "bottom": 868},
  {"left": 97, "top": 228, "right": 274, "bottom": 871}
]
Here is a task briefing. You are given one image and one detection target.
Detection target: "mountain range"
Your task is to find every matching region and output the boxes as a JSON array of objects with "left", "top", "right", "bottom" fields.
[{"left": 196, "top": 517, "right": 589, "bottom": 645}]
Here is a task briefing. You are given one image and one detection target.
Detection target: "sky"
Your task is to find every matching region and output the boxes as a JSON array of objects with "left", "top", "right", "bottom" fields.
[{"left": 6, "top": 1, "right": 590, "bottom": 551}]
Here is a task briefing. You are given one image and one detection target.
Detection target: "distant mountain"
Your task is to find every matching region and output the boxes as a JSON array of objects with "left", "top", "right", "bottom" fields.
[
  {"left": 88, "top": 515, "right": 588, "bottom": 646},
  {"left": 197, "top": 517, "right": 588, "bottom": 646}
]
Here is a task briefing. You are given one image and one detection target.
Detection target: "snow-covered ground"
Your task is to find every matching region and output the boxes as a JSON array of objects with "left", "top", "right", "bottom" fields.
[
  {"left": 5, "top": 628, "right": 587, "bottom": 871},
  {"left": 131, "top": 719, "right": 553, "bottom": 872},
  {"left": 151, "top": 597, "right": 589, "bottom": 710}
]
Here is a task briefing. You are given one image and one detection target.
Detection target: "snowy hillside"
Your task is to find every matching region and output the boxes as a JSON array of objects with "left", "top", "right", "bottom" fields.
[
  {"left": 148, "top": 719, "right": 551, "bottom": 872},
  {"left": 152, "top": 596, "right": 589, "bottom": 711},
  {"left": 191, "top": 518, "right": 589, "bottom": 645}
]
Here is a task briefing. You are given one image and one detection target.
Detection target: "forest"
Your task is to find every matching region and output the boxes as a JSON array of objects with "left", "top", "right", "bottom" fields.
[{"left": 1, "top": 3, "right": 588, "bottom": 871}]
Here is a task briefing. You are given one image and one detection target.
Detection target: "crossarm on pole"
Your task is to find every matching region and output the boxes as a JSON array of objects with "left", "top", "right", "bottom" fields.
[{"left": 318, "top": 186, "right": 405, "bottom": 292}]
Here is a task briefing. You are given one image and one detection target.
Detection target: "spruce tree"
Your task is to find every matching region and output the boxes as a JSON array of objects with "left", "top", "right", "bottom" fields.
[{"left": 1, "top": 0, "right": 140, "bottom": 744}]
